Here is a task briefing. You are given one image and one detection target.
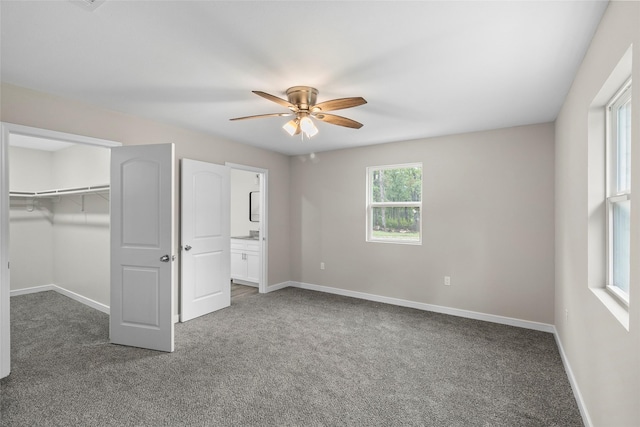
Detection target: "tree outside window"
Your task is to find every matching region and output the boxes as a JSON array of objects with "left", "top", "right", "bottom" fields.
[{"left": 367, "top": 163, "right": 422, "bottom": 244}]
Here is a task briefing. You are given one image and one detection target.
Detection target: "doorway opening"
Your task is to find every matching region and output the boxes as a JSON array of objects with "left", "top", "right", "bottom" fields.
[
  {"left": 0, "top": 123, "right": 120, "bottom": 378},
  {"left": 8, "top": 135, "right": 111, "bottom": 308},
  {"left": 227, "top": 163, "right": 268, "bottom": 295}
]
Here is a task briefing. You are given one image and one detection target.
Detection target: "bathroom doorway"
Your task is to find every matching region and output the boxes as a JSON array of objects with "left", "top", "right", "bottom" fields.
[{"left": 227, "top": 163, "right": 268, "bottom": 294}]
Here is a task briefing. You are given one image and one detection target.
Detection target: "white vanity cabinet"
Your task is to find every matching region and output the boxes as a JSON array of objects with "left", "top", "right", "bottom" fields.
[{"left": 231, "top": 238, "right": 260, "bottom": 284}]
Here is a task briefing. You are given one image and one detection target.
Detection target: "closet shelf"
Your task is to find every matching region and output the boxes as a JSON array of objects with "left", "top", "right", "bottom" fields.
[{"left": 10, "top": 185, "right": 110, "bottom": 198}]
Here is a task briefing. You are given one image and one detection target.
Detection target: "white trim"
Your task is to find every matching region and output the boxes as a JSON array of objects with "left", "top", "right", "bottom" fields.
[
  {"left": 52, "top": 286, "right": 109, "bottom": 314},
  {"left": 10, "top": 284, "right": 109, "bottom": 314},
  {"left": 590, "top": 288, "right": 630, "bottom": 330},
  {"left": 9, "top": 284, "right": 56, "bottom": 296},
  {"left": 288, "top": 281, "right": 555, "bottom": 333},
  {"left": 605, "top": 283, "right": 630, "bottom": 308},
  {"left": 605, "top": 80, "right": 632, "bottom": 303},
  {"left": 265, "top": 281, "right": 292, "bottom": 293},
  {"left": 607, "top": 193, "right": 630, "bottom": 204},
  {"left": 226, "top": 163, "right": 269, "bottom": 294},
  {"left": 370, "top": 201, "right": 422, "bottom": 208},
  {"left": 368, "top": 162, "right": 423, "bottom": 172},
  {"left": 553, "top": 327, "right": 593, "bottom": 427},
  {"left": 0, "top": 125, "right": 10, "bottom": 378},
  {"left": 1, "top": 123, "right": 120, "bottom": 148}
]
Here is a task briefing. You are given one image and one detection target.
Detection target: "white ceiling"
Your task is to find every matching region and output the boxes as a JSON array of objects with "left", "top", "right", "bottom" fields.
[{"left": 0, "top": 1, "right": 608, "bottom": 156}]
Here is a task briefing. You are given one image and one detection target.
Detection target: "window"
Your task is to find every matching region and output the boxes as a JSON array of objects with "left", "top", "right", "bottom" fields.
[
  {"left": 366, "top": 163, "right": 422, "bottom": 244},
  {"left": 606, "top": 79, "right": 632, "bottom": 306}
]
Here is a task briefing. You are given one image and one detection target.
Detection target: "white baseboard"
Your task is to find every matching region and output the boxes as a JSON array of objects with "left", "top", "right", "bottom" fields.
[
  {"left": 10, "top": 284, "right": 56, "bottom": 296},
  {"left": 553, "top": 327, "right": 592, "bottom": 427},
  {"left": 288, "top": 281, "right": 555, "bottom": 333},
  {"left": 53, "top": 286, "right": 109, "bottom": 314},
  {"left": 265, "top": 281, "right": 292, "bottom": 293},
  {"left": 11, "top": 284, "right": 109, "bottom": 314},
  {"left": 13, "top": 279, "right": 556, "bottom": 333}
]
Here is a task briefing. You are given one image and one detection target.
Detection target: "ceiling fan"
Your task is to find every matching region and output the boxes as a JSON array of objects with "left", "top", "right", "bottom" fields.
[{"left": 230, "top": 86, "right": 367, "bottom": 138}]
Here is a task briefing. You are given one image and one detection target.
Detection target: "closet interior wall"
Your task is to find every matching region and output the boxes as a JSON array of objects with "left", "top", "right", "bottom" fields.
[{"left": 9, "top": 144, "right": 110, "bottom": 306}]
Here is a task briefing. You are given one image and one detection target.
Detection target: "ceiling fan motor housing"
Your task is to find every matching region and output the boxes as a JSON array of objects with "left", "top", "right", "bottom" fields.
[{"left": 286, "top": 86, "right": 318, "bottom": 111}]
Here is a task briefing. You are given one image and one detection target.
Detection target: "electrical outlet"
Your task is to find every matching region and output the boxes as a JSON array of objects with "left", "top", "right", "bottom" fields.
[
  {"left": 565, "top": 309, "right": 569, "bottom": 321},
  {"left": 444, "top": 276, "right": 451, "bottom": 286},
  {"left": 320, "top": 262, "right": 325, "bottom": 270}
]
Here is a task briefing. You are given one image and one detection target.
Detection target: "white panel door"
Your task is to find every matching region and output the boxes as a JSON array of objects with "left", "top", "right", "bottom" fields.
[
  {"left": 180, "top": 159, "right": 230, "bottom": 322},
  {"left": 110, "top": 143, "right": 174, "bottom": 352}
]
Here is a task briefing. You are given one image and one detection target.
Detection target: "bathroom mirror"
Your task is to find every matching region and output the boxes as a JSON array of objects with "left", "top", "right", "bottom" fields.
[{"left": 249, "top": 191, "right": 260, "bottom": 222}]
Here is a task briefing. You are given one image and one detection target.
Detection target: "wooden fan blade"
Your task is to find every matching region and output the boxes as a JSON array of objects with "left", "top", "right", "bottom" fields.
[
  {"left": 314, "top": 113, "right": 363, "bottom": 129},
  {"left": 230, "top": 112, "right": 292, "bottom": 121},
  {"left": 312, "top": 97, "right": 367, "bottom": 112},
  {"left": 252, "top": 91, "right": 296, "bottom": 110}
]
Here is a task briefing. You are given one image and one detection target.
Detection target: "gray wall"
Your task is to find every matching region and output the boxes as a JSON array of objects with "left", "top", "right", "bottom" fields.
[
  {"left": 52, "top": 144, "right": 110, "bottom": 305},
  {"left": 9, "top": 147, "right": 54, "bottom": 289},
  {"left": 1, "top": 82, "right": 292, "bottom": 317},
  {"left": 9, "top": 144, "right": 110, "bottom": 305},
  {"left": 290, "top": 123, "right": 556, "bottom": 324},
  {"left": 555, "top": 1, "right": 640, "bottom": 425}
]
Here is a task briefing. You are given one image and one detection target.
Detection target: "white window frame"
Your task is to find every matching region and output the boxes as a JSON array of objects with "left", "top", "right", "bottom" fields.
[
  {"left": 366, "top": 162, "right": 422, "bottom": 245},
  {"left": 605, "top": 78, "right": 632, "bottom": 307}
]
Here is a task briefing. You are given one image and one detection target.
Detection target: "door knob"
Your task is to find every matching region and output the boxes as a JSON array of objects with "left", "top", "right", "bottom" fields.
[
  {"left": 160, "top": 255, "right": 170, "bottom": 262},
  {"left": 184, "top": 245, "right": 192, "bottom": 251}
]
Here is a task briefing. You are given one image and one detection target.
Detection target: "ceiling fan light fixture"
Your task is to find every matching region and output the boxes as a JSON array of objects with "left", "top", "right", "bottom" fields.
[
  {"left": 231, "top": 86, "right": 366, "bottom": 140},
  {"left": 300, "top": 116, "right": 318, "bottom": 138},
  {"left": 283, "top": 119, "right": 299, "bottom": 136}
]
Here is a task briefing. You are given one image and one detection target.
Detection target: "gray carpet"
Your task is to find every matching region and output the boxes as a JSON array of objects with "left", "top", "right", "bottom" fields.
[{"left": 1, "top": 289, "right": 582, "bottom": 426}]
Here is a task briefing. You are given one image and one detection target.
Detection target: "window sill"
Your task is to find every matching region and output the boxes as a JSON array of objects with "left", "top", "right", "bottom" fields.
[
  {"left": 605, "top": 284, "right": 629, "bottom": 307},
  {"left": 366, "top": 239, "right": 422, "bottom": 246},
  {"left": 590, "top": 288, "right": 629, "bottom": 331}
]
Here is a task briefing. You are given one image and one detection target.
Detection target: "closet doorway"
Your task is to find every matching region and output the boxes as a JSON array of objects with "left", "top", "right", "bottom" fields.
[
  {"left": 0, "top": 123, "right": 120, "bottom": 378},
  {"left": 8, "top": 134, "right": 111, "bottom": 308}
]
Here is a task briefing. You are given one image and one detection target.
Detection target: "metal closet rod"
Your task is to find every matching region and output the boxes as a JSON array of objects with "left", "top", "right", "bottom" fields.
[{"left": 9, "top": 184, "right": 110, "bottom": 198}]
